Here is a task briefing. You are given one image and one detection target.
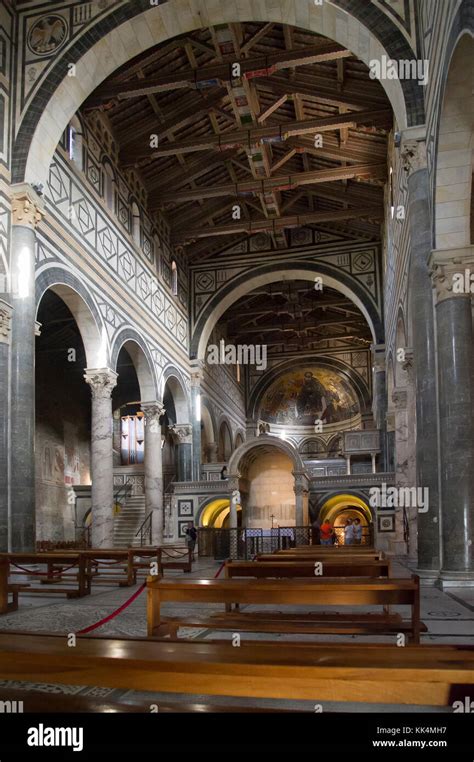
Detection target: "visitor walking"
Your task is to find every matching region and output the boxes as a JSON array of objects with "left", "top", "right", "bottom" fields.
[{"left": 344, "top": 518, "right": 354, "bottom": 546}]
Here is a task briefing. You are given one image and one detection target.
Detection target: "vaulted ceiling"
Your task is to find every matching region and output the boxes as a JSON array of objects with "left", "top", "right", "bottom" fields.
[{"left": 85, "top": 21, "right": 391, "bottom": 262}]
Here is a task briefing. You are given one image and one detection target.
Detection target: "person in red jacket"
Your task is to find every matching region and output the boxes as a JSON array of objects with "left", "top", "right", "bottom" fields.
[{"left": 319, "top": 520, "right": 333, "bottom": 546}]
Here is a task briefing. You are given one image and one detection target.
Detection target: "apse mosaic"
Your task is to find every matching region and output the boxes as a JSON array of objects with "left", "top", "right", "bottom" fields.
[{"left": 260, "top": 367, "right": 359, "bottom": 426}]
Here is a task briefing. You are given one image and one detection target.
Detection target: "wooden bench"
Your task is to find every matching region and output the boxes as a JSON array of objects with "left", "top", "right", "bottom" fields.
[
  {"left": 0, "top": 558, "right": 30, "bottom": 614},
  {"left": 0, "top": 633, "right": 471, "bottom": 707},
  {"left": 147, "top": 575, "right": 423, "bottom": 642},
  {"left": 157, "top": 546, "right": 192, "bottom": 575},
  {"left": 225, "top": 559, "right": 391, "bottom": 579},
  {"left": 1, "top": 552, "right": 90, "bottom": 599},
  {"left": 256, "top": 552, "right": 384, "bottom": 562}
]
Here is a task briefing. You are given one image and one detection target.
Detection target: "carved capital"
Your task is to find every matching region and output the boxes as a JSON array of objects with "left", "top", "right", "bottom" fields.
[
  {"left": 141, "top": 401, "right": 165, "bottom": 430},
  {"left": 84, "top": 368, "right": 118, "bottom": 399},
  {"left": 430, "top": 246, "right": 474, "bottom": 303},
  {"left": 371, "top": 343, "right": 386, "bottom": 372},
  {"left": 392, "top": 388, "right": 408, "bottom": 411},
  {"left": 170, "top": 423, "right": 192, "bottom": 445},
  {"left": 401, "top": 139, "right": 427, "bottom": 175},
  {"left": 11, "top": 185, "right": 44, "bottom": 228},
  {"left": 401, "top": 348, "right": 414, "bottom": 375},
  {"left": 190, "top": 359, "right": 205, "bottom": 387},
  {"left": 0, "top": 300, "right": 12, "bottom": 344}
]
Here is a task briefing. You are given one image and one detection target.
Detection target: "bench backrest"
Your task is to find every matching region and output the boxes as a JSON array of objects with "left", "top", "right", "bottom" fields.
[
  {"left": 225, "top": 560, "right": 390, "bottom": 578},
  {"left": 148, "top": 576, "right": 418, "bottom": 606}
]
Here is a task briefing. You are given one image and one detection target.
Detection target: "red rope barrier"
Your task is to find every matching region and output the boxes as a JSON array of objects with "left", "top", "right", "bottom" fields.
[
  {"left": 214, "top": 561, "right": 226, "bottom": 578},
  {"left": 10, "top": 563, "right": 77, "bottom": 577},
  {"left": 77, "top": 582, "right": 146, "bottom": 634}
]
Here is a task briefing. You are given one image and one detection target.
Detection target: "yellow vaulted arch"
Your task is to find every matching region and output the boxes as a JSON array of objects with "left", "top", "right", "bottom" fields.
[
  {"left": 319, "top": 494, "right": 372, "bottom": 524},
  {"left": 200, "top": 499, "right": 242, "bottom": 528}
]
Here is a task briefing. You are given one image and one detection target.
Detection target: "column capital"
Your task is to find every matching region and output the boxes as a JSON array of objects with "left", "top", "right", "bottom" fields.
[
  {"left": 401, "top": 135, "right": 427, "bottom": 176},
  {"left": 0, "top": 299, "right": 12, "bottom": 344},
  {"left": 401, "top": 347, "right": 414, "bottom": 374},
  {"left": 141, "top": 400, "right": 165, "bottom": 421},
  {"left": 170, "top": 423, "right": 192, "bottom": 444},
  {"left": 371, "top": 343, "right": 386, "bottom": 371},
  {"left": 190, "top": 359, "right": 205, "bottom": 386},
  {"left": 392, "top": 387, "right": 408, "bottom": 410},
  {"left": 430, "top": 246, "right": 474, "bottom": 303},
  {"left": 11, "top": 183, "right": 44, "bottom": 228},
  {"left": 84, "top": 368, "right": 118, "bottom": 399}
]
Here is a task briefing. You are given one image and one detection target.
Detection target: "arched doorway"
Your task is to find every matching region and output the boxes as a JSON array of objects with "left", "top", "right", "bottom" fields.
[
  {"left": 319, "top": 493, "right": 373, "bottom": 546},
  {"left": 228, "top": 436, "right": 309, "bottom": 528},
  {"left": 35, "top": 287, "right": 97, "bottom": 544},
  {"left": 199, "top": 498, "right": 242, "bottom": 529}
]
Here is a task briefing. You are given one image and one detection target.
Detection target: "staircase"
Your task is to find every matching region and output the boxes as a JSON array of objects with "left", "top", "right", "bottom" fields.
[{"left": 113, "top": 495, "right": 146, "bottom": 547}]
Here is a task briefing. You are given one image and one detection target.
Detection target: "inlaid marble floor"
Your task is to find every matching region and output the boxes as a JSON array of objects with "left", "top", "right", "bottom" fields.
[{"left": 0, "top": 557, "right": 472, "bottom": 711}]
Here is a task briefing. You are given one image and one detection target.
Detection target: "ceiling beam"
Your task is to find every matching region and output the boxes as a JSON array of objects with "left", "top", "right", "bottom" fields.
[
  {"left": 86, "top": 44, "right": 353, "bottom": 104},
  {"left": 257, "top": 76, "right": 386, "bottom": 111},
  {"left": 153, "top": 163, "right": 387, "bottom": 205},
  {"left": 129, "top": 109, "right": 392, "bottom": 162},
  {"left": 171, "top": 206, "right": 384, "bottom": 241}
]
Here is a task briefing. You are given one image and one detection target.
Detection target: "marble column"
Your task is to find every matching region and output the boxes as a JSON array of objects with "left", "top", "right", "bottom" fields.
[
  {"left": 190, "top": 360, "right": 204, "bottom": 481},
  {"left": 401, "top": 133, "right": 441, "bottom": 576},
  {"left": 206, "top": 442, "right": 219, "bottom": 463},
  {"left": 294, "top": 473, "right": 309, "bottom": 526},
  {"left": 0, "top": 301, "right": 12, "bottom": 551},
  {"left": 372, "top": 344, "right": 388, "bottom": 470},
  {"left": 170, "top": 424, "right": 193, "bottom": 481},
  {"left": 10, "top": 186, "right": 44, "bottom": 551},
  {"left": 84, "top": 368, "right": 118, "bottom": 548},
  {"left": 431, "top": 247, "right": 474, "bottom": 586},
  {"left": 142, "top": 401, "right": 165, "bottom": 547}
]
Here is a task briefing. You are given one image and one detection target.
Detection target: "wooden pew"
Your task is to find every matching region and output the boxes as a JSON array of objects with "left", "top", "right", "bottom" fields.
[
  {"left": 0, "top": 557, "right": 30, "bottom": 614},
  {"left": 2, "top": 552, "right": 90, "bottom": 599},
  {"left": 157, "top": 546, "right": 192, "bottom": 576},
  {"left": 256, "top": 552, "right": 384, "bottom": 562},
  {"left": 0, "top": 633, "right": 472, "bottom": 707},
  {"left": 225, "top": 559, "right": 391, "bottom": 579},
  {"left": 147, "top": 576, "right": 422, "bottom": 642}
]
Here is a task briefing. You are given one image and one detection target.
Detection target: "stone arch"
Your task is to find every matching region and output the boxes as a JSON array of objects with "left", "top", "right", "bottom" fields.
[
  {"left": 299, "top": 437, "right": 327, "bottom": 458},
  {"left": 434, "top": 30, "right": 474, "bottom": 250},
  {"left": 248, "top": 353, "right": 371, "bottom": 420},
  {"left": 193, "top": 264, "right": 382, "bottom": 359},
  {"left": 16, "top": 0, "right": 415, "bottom": 188},
  {"left": 234, "top": 430, "right": 245, "bottom": 451},
  {"left": 160, "top": 365, "right": 189, "bottom": 423},
  {"left": 110, "top": 327, "right": 157, "bottom": 401},
  {"left": 228, "top": 434, "right": 306, "bottom": 478},
  {"left": 218, "top": 418, "right": 233, "bottom": 462},
  {"left": 35, "top": 266, "right": 105, "bottom": 368}
]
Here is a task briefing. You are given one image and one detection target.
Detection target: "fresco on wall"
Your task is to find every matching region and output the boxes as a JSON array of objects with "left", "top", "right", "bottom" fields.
[{"left": 260, "top": 367, "right": 359, "bottom": 426}]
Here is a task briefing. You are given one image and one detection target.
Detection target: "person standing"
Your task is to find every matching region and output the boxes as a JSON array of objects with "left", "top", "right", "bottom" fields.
[
  {"left": 353, "top": 518, "right": 362, "bottom": 545},
  {"left": 344, "top": 518, "right": 354, "bottom": 546},
  {"left": 319, "top": 519, "right": 333, "bottom": 546},
  {"left": 185, "top": 522, "right": 197, "bottom": 561}
]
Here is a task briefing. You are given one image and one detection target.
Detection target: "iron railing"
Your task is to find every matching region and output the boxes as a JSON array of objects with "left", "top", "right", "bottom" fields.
[
  {"left": 136, "top": 512, "right": 152, "bottom": 546},
  {"left": 198, "top": 525, "right": 373, "bottom": 559}
]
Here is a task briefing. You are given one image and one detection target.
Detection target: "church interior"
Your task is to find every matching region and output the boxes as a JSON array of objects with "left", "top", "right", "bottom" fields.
[{"left": 0, "top": 0, "right": 473, "bottom": 736}]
